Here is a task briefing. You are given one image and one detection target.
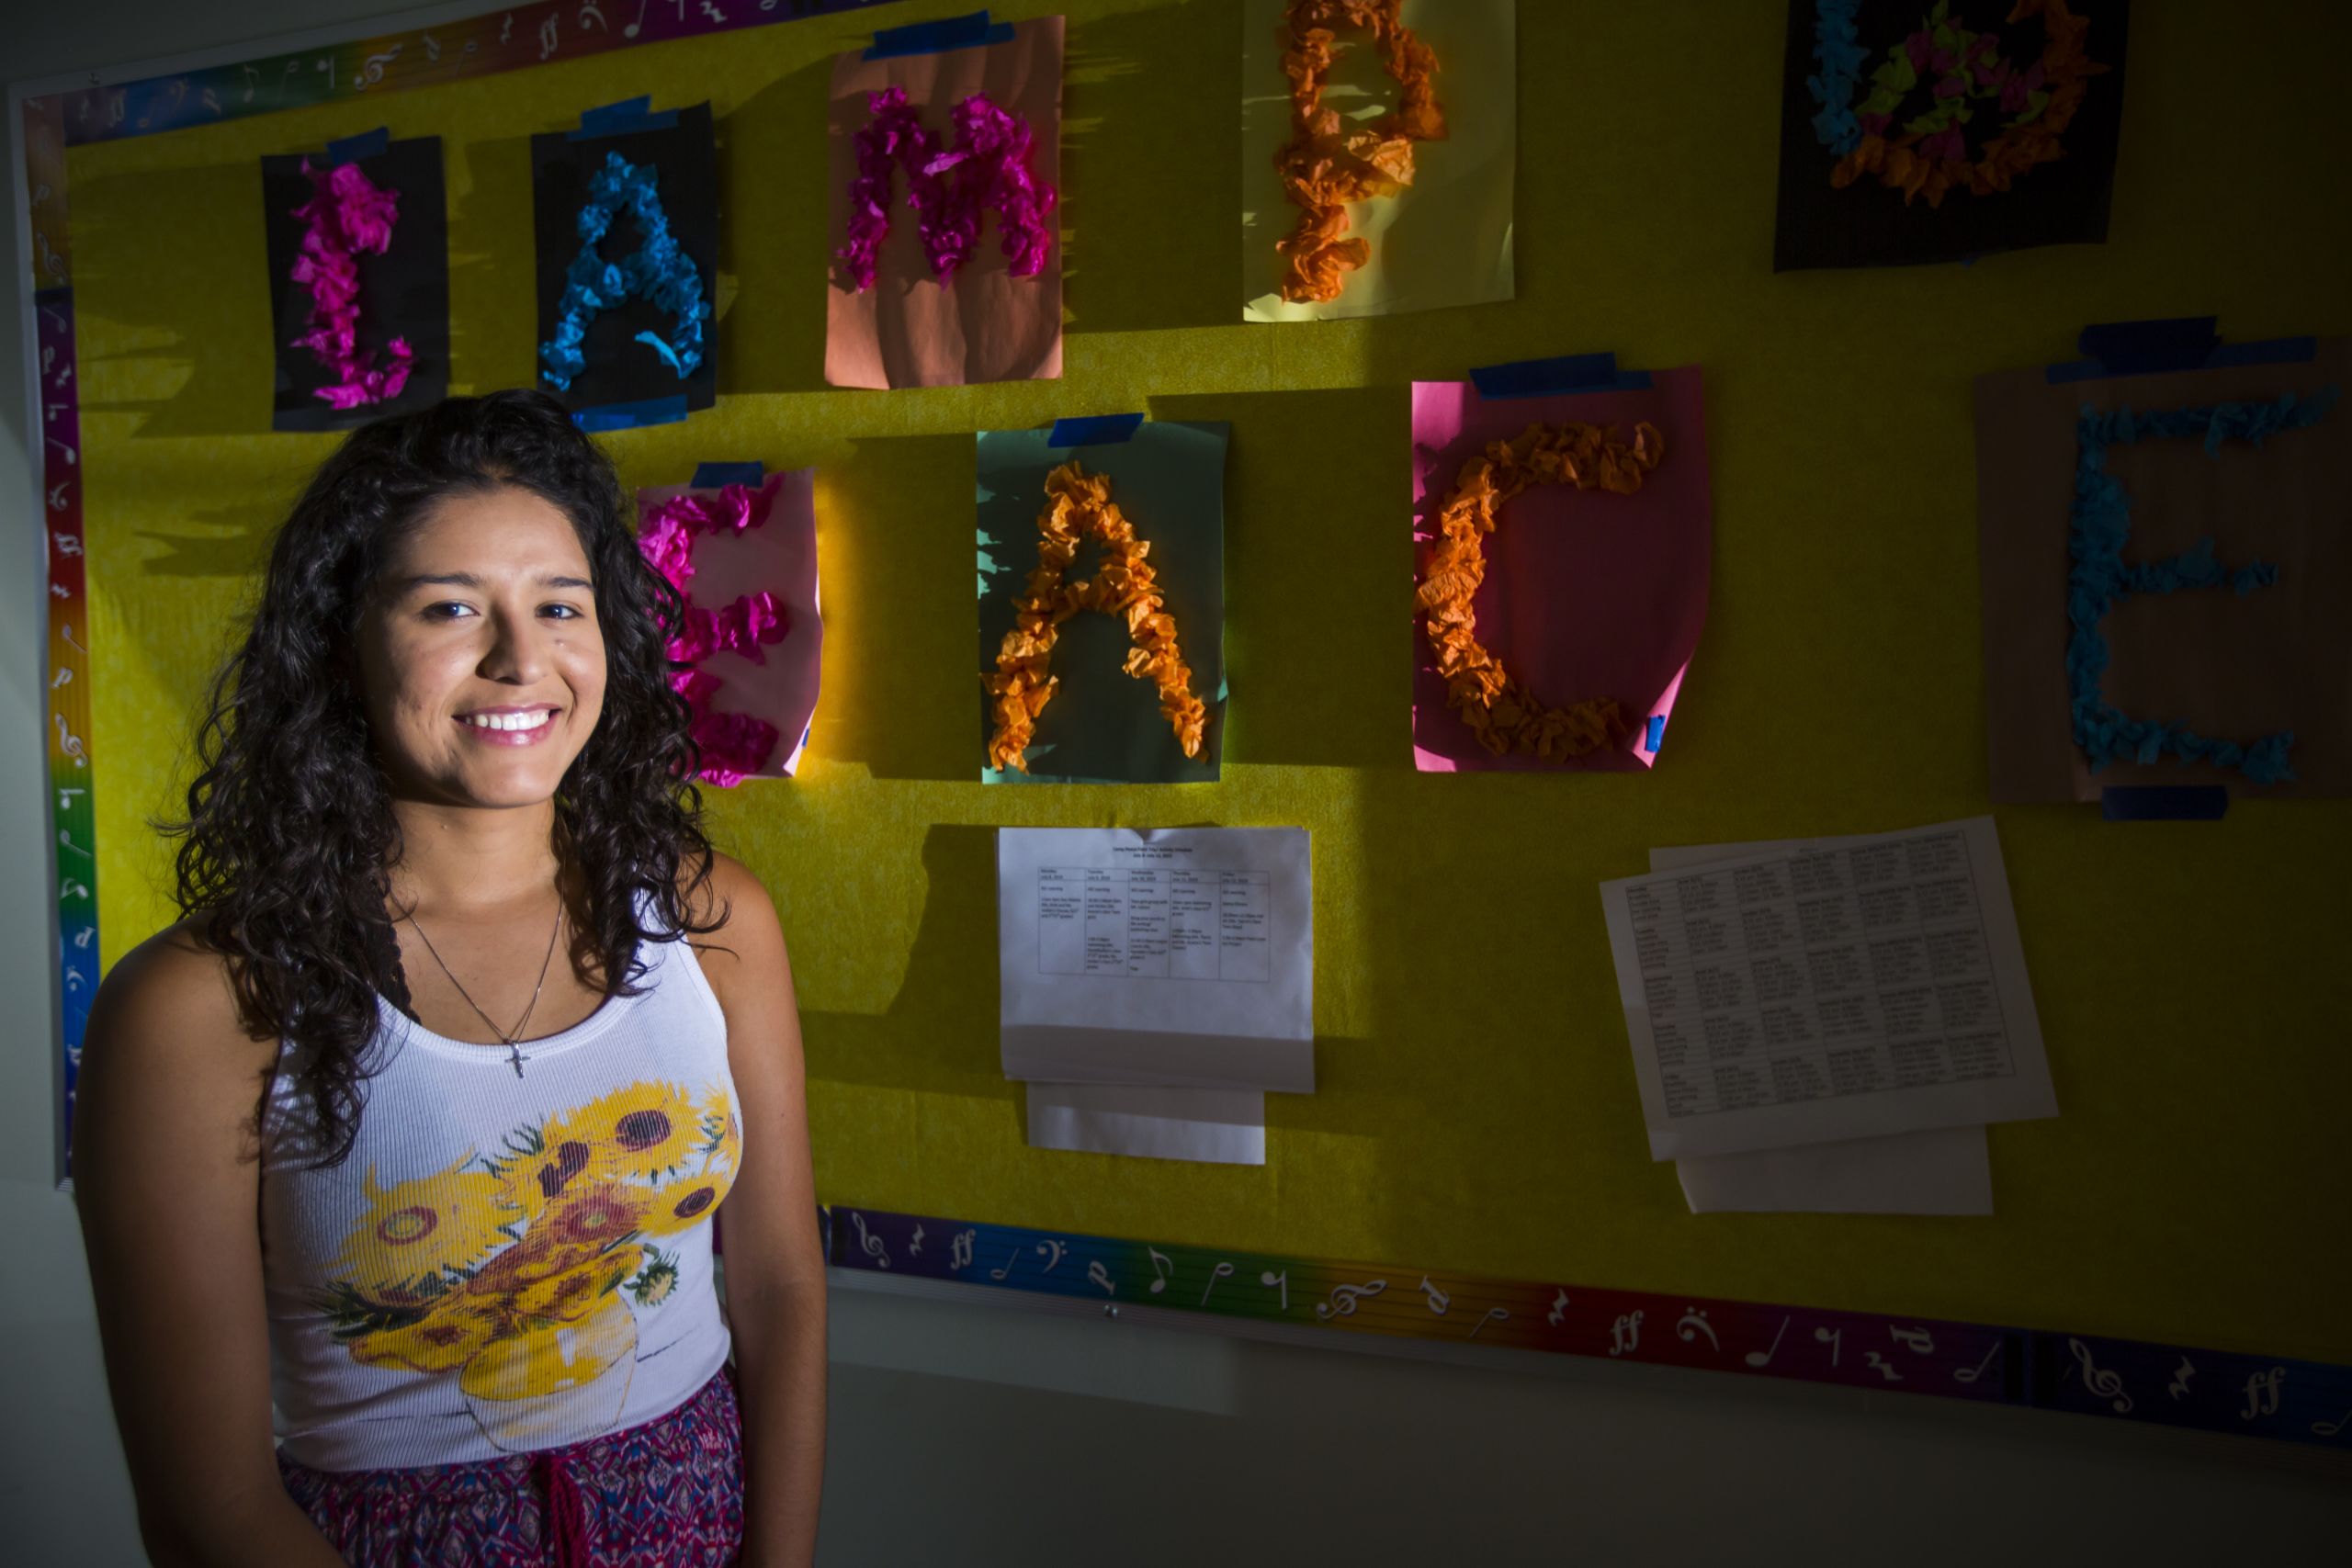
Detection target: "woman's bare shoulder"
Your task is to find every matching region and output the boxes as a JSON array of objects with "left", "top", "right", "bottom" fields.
[
  {"left": 86, "top": 918, "right": 272, "bottom": 1068},
  {"left": 679, "top": 852, "right": 779, "bottom": 939}
]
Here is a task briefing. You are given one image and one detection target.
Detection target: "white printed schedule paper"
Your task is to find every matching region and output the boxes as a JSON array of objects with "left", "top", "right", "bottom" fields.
[
  {"left": 998, "top": 828, "right": 1313, "bottom": 1091},
  {"left": 1600, "top": 818, "right": 2056, "bottom": 1160}
]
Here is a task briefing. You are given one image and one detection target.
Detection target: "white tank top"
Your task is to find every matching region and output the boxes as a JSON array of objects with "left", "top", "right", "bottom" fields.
[{"left": 259, "top": 930, "right": 741, "bottom": 1472}]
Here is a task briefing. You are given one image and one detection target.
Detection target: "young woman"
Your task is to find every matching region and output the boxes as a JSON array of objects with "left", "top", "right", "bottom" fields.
[{"left": 74, "top": 390, "right": 825, "bottom": 1567}]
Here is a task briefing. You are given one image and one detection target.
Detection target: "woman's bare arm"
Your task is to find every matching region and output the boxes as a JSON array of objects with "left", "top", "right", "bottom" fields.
[
  {"left": 73, "top": 927, "right": 345, "bottom": 1568},
  {"left": 695, "top": 855, "right": 828, "bottom": 1568}
]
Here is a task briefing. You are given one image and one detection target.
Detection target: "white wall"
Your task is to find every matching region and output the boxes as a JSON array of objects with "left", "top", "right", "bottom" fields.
[{"left": 5, "top": 6, "right": 2347, "bottom": 1564}]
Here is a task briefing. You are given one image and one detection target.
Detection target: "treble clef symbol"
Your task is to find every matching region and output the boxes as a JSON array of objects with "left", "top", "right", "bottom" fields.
[
  {"left": 2067, "top": 1338, "right": 2132, "bottom": 1414},
  {"left": 849, "top": 1212, "right": 889, "bottom": 1270},
  {"left": 1315, "top": 1279, "right": 1387, "bottom": 1321}
]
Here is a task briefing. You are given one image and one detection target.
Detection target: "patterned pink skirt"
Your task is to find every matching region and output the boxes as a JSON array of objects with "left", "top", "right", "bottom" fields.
[{"left": 277, "top": 1368, "right": 743, "bottom": 1567}]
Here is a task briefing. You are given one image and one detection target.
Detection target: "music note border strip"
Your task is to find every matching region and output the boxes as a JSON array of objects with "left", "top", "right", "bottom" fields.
[
  {"left": 820, "top": 1204, "right": 2352, "bottom": 1451},
  {"left": 38, "top": 0, "right": 889, "bottom": 152},
  {"left": 35, "top": 281, "right": 96, "bottom": 1186}
]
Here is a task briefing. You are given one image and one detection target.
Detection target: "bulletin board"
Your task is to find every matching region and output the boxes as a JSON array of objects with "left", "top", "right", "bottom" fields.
[{"left": 21, "top": 0, "right": 2352, "bottom": 1445}]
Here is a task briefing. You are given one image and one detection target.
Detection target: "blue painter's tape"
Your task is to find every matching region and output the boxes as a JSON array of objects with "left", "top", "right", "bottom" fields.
[
  {"left": 2079, "top": 317, "right": 2220, "bottom": 375},
  {"left": 2206, "top": 335, "right": 2320, "bottom": 370},
  {"left": 2100, "top": 785, "right": 2230, "bottom": 821},
  {"left": 2040, "top": 317, "right": 2315, "bottom": 384},
  {"left": 1643, "top": 715, "right": 1666, "bottom": 754},
  {"left": 1470, "top": 353, "right": 1653, "bottom": 400},
  {"left": 865, "top": 10, "right": 1013, "bottom": 60},
  {"left": 692, "top": 462, "right": 765, "bottom": 489},
  {"left": 1047, "top": 412, "right": 1146, "bottom": 446},
  {"left": 325, "top": 126, "right": 390, "bottom": 164},
  {"left": 571, "top": 96, "right": 679, "bottom": 141},
  {"left": 572, "top": 394, "right": 690, "bottom": 433}
]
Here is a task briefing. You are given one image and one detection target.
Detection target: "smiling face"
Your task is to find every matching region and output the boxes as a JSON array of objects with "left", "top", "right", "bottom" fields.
[{"left": 356, "top": 484, "right": 606, "bottom": 809}]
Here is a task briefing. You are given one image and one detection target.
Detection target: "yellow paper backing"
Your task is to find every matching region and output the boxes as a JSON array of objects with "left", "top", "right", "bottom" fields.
[{"left": 65, "top": 0, "right": 2352, "bottom": 1364}]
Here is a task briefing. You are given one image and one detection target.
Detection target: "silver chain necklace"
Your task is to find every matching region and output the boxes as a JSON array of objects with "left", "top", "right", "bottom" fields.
[{"left": 401, "top": 897, "right": 566, "bottom": 1078}]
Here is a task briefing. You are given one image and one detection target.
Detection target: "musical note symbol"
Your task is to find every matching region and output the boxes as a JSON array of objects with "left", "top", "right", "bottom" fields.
[
  {"left": 1469, "top": 1307, "right": 1509, "bottom": 1340},
  {"left": 502, "top": 13, "right": 515, "bottom": 43},
  {"left": 1417, "top": 1276, "right": 1451, "bottom": 1315},
  {"left": 2240, "top": 1367, "right": 2286, "bottom": 1420},
  {"left": 424, "top": 31, "right": 442, "bottom": 62},
  {"left": 1146, "top": 1246, "right": 1172, "bottom": 1294},
  {"left": 60, "top": 879, "right": 91, "bottom": 901},
  {"left": 700, "top": 0, "right": 727, "bottom": 21},
  {"left": 1035, "top": 1240, "right": 1067, "bottom": 1274},
  {"left": 59, "top": 830, "right": 92, "bottom": 862},
  {"left": 849, "top": 1212, "right": 889, "bottom": 1270},
  {"left": 1675, "top": 1308, "right": 1719, "bottom": 1352},
  {"left": 54, "top": 533, "right": 83, "bottom": 558},
  {"left": 57, "top": 787, "right": 84, "bottom": 810},
  {"left": 1546, "top": 1289, "right": 1569, "bottom": 1327},
  {"left": 1199, "top": 1261, "right": 1234, "bottom": 1305},
  {"left": 1953, "top": 1342, "right": 2001, "bottom": 1384},
  {"left": 2312, "top": 1409, "right": 2352, "bottom": 1438},
  {"left": 51, "top": 583, "right": 72, "bottom": 600},
  {"left": 538, "top": 15, "right": 561, "bottom": 57},
  {"left": 105, "top": 91, "right": 126, "bottom": 128},
  {"left": 1250, "top": 1259, "right": 1288, "bottom": 1316},
  {"left": 1813, "top": 1326, "right": 1842, "bottom": 1367},
  {"left": 49, "top": 487, "right": 71, "bottom": 513},
  {"left": 1088, "top": 1260, "right": 1114, "bottom": 1296},
  {"left": 1315, "top": 1279, "right": 1387, "bottom": 1321},
  {"left": 164, "top": 79, "right": 187, "bottom": 116},
  {"left": 1889, "top": 1325, "right": 1935, "bottom": 1356},
  {"left": 1609, "top": 1311, "right": 1644, "bottom": 1357},
  {"left": 357, "top": 46, "right": 402, "bottom": 87},
  {"left": 624, "top": 0, "right": 650, "bottom": 37},
  {"left": 2168, "top": 1357, "right": 2196, "bottom": 1401},
  {"left": 1863, "top": 1351, "right": 1903, "bottom": 1383},
  {"left": 55, "top": 714, "right": 87, "bottom": 766},
  {"left": 315, "top": 56, "right": 335, "bottom": 92},
  {"left": 908, "top": 1224, "right": 923, "bottom": 1258},
  {"left": 46, "top": 434, "right": 76, "bottom": 466},
  {"left": 988, "top": 1247, "right": 1019, "bottom": 1281},
  {"left": 2066, "top": 1338, "right": 2131, "bottom": 1414},
  {"left": 37, "top": 233, "right": 65, "bottom": 283},
  {"left": 65, "top": 964, "right": 85, "bottom": 991},
  {"left": 948, "top": 1228, "right": 975, "bottom": 1271},
  {"left": 61, "top": 624, "right": 85, "bottom": 654},
  {"left": 1746, "top": 1316, "right": 1791, "bottom": 1369},
  {"left": 200, "top": 87, "right": 221, "bottom": 115},
  {"left": 579, "top": 0, "right": 609, "bottom": 28},
  {"left": 74, "top": 927, "right": 94, "bottom": 950}
]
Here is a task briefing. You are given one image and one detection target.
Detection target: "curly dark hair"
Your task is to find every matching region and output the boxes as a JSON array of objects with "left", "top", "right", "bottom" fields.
[{"left": 166, "top": 389, "right": 718, "bottom": 1167}]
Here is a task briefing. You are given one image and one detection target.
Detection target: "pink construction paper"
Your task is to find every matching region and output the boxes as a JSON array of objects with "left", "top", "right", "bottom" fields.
[
  {"left": 637, "top": 468, "right": 823, "bottom": 780},
  {"left": 824, "top": 17, "right": 1065, "bottom": 389},
  {"left": 1410, "top": 368, "right": 1712, "bottom": 773}
]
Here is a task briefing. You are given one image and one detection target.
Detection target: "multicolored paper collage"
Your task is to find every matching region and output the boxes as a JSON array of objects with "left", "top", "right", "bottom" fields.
[
  {"left": 1241, "top": 0, "right": 1516, "bottom": 321},
  {"left": 1975, "top": 334, "right": 2349, "bottom": 802},
  {"left": 531, "top": 100, "right": 721, "bottom": 428},
  {"left": 978, "top": 421, "right": 1229, "bottom": 784},
  {"left": 259, "top": 132, "right": 450, "bottom": 430},
  {"left": 636, "top": 468, "right": 825, "bottom": 786},
  {"left": 827, "top": 17, "right": 1066, "bottom": 389},
  {"left": 1773, "top": 0, "right": 2132, "bottom": 271},
  {"left": 1411, "top": 369, "right": 1713, "bottom": 773}
]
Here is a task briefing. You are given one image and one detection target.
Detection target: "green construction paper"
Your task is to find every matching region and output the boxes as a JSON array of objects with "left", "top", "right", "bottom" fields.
[{"left": 977, "top": 421, "right": 1228, "bottom": 784}]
